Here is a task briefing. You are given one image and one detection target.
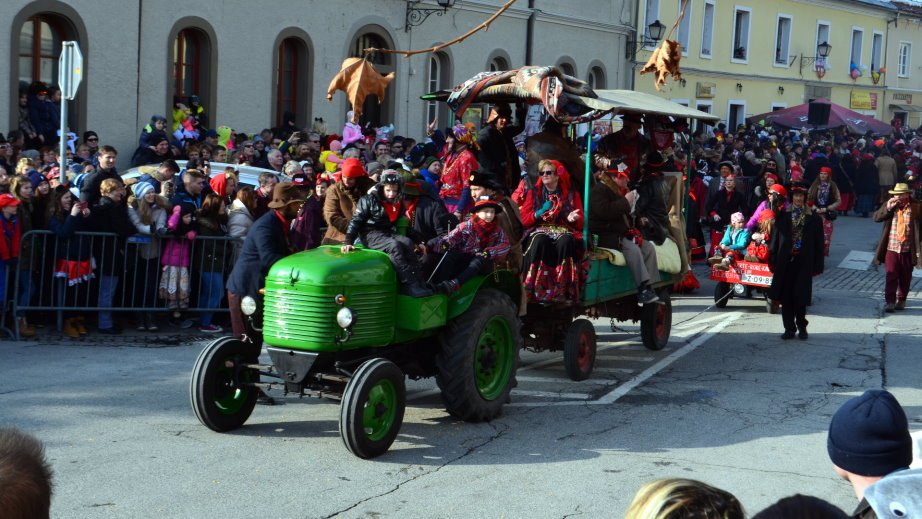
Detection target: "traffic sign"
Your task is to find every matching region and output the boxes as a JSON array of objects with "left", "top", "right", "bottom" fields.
[{"left": 59, "top": 41, "right": 83, "bottom": 100}]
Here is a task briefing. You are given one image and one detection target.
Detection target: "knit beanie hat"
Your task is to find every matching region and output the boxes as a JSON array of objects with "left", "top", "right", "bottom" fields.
[
  {"left": 827, "top": 389, "right": 912, "bottom": 477},
  {"left": 133, "top": 182, "right": 155, "bottom": 199}
]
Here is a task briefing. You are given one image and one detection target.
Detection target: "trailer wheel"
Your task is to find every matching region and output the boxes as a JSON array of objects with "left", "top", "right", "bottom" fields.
[
  {"left": 563, "top": 319, "right": 596, "bottom": 381},
  {"left": 641, "top": 291, "right": 672, "bottom": 351},
  {"left": 714, "top": 282, "right": 732, "bottom": 308},
  {"left": 340, "top": 358, "right": 405, "bottom": 459}
]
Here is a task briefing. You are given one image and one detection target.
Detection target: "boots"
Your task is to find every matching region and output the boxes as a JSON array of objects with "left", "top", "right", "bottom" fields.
[
  {"left": 62, "top": 318, "right": 81, "bottom": 338},
  {"left": 714, "top": 257, "right": 731, "bottom": 271},
  {"left": 18, "top": 317, "right": 36, "bottom": 338},
  {"left": 74, "top": 316, "right": 89, "bottom": 335},
  {"left": 396, "top": 265, "right": 433, "bottom": 298},
  {"left": 434, "top": 279, "right": 460, "bottom": 294},
  {"left": 707, "top": 255, "right": 723, "bottom": 266}
]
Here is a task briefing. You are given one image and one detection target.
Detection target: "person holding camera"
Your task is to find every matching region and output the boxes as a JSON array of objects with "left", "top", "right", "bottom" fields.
[
  {"left": 874, "top": 183, "right": 922, "bottom": 313},
  {"left": 807, "top": 166, "right": 842, "bottom": 257}
]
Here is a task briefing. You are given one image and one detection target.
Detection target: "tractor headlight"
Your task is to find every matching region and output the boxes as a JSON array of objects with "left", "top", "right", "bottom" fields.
[
  {"left": 336, "top": 307, "right": 354, "bottom": 329},
  {"left": 241, "top": 296, "right": 258, "bottom": 316}
]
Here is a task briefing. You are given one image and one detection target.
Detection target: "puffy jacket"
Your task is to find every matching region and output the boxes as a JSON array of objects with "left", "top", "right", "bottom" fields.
[
  {"left": 227, "top": 199, "right": 253, "bottom": 241},
  {"left": 720, "top": 226, "right": 751, "bottom": 254},
  {"left": 344, "top": 185, "right": 405, "bottom": 246}
]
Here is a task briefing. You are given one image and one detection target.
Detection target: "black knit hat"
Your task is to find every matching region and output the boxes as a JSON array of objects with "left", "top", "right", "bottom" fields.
[
  {"left": 469, "top": 169, "right": 503, "bottom": 192},
  {"left": 827, "top": 389, "right": 912, "bottom": 477}
]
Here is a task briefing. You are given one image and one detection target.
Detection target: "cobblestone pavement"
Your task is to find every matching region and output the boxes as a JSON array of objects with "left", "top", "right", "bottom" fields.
[{"left": 814, "top": 265, "right": 922, "bottom": 297}]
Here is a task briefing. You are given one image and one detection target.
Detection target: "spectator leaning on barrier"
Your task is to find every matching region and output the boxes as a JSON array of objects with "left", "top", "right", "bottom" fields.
[
  {"left": 47, "top": 186, "right": 93, "bottom": 338},
  {"left": 127, "top": 181, "right": 169, "bottom": 331},
  {"left": 194, "top": 193, "right": 230, "bottom": 333},
  {"left": 0, "top": 194, "right": 22, "bottom": 319},
  {"left": 10, "top": 175, "right": 36, "bottom": 337},
  {"left": 160, "top": 203, "right": 197, "bottom": 326},
  {"left": 89, "top": 178, "right": 133, "bottom": 334}
]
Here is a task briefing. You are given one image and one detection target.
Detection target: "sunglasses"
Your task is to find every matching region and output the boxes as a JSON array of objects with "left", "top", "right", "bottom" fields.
[
  {"left": 244, "top": 144, "right": 254, "bottom": 148},
  {"left": 86, "top": 138, "right": 98, "bottom": 142},
  {"left": 539, "top": 170, "right": 557, "bottom": 176}
]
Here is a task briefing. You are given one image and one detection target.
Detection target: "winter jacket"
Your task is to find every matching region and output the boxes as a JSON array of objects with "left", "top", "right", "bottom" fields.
[
  {"left": 88, "top": 196, "right": 135, "bottom": 275},
  {"left": 194, "top": 215, "right": 230, "bottom": 273},
  {"left": 344, "top": 186, "right": 409, "bottom": 246},
  {"left": 720, "top": 226, "right": 752, "bottom": 254},
  {"left": 322, "top": 177, "right": 376, "bottom": 244},
  {"left": 407, "top": 190, "right": 453, "bottom": 249},
  {"left": 79, "top": 168, "right": 121, "bottom": 206},
  {"left": 128, "top": 202, "right": 168, "bottom": 260},
  {"left": 161, "top": 208, "right": 196, "bottom": 268},
  {"left": 48, "top": 213, "right": 93, "bottom": 261},
  {"left": 588, "top": 176, "right": 633, "bottom": 250},
  {"left": 873, "top": 200, "right": 922, "bottom": 267},
  {"left": 875, "top": 156, "right": 898, "bottom": 187},
  {"left": 437, "top": 218, "right": 510, "bottom": 263},
  {"left": 226, "top": 210, "right": 291, "bottom": 299},
  {"left": 227, "top": 199, "right": 254, "bottom": 241},
  {"left": 290, "top": 195, "right": 323, "bottom": 251}
]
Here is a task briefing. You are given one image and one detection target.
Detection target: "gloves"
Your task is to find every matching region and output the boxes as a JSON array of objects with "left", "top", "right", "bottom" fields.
[
  {"left": 185, "top": 230, "right": 197, "bottom": 241},
  {"left": 156, "top": 227, "right": 169, "bottom": 236},
  {"left": 172, "top": 205, "right": 182, "bottom": 216},
  {"left": 534, "top": 200, "right": 553, "bottom": 219}
]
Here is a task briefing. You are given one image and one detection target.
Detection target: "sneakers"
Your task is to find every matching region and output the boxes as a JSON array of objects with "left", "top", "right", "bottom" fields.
[
  {"left": 638, "top": 288, "right": 659, "bottom": 304},
  {"left": 180, "top": 319, "right": 196, "bottom": 329},
  {"left": 895, "top": 300, "right": 906, "bottom": 311},
  {"left": 199, "top": 324, "right": 222, "bottom": 333}
]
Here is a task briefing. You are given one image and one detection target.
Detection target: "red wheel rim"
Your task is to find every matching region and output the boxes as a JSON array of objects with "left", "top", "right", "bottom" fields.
[
  {"left": 577, "top": 331, "right": 592, "bottom": 371},
  {"left": 655, "top": 304, "right": 668, "bottom": 340}
]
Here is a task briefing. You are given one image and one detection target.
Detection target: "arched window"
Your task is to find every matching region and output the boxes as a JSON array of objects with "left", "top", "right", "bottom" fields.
[
  {"left": 349, "top": 29, "right": 396, "bottom": 127},
  {"left": 18, "top": 17, "right": 63, "bottom": 86},
  {"left": 488, "top": 56, "right": 509, "bottom": 72},
  {"left": 276, "top": 37, "right": 310, "bottom": 127},
  {"left": 588, "top": 66, "right": 606, "bottom": 90},
  {"left": 426, "top": 52, "right": 451, "bottom": 126},
  {"left": 557, "top": 61, "right": 576, "bottom": 77},
  {"left": 173, "top": 28, "right": 205, "bottom": 101}
]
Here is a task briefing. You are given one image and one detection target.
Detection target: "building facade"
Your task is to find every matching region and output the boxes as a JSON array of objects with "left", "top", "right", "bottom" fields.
[
  {"left": 4, "top": 0, "right": 633, "bottom": 166},
  {"left": 885, "top": 1, "right": 922, "bottom": 128},
  {"left": 632, "top": 0, "right": 909, "bottom": 131}
]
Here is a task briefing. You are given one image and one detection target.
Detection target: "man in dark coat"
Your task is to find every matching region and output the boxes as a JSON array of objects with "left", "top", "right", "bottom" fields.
[
  {"left": 79, "top": 145, "right": 121, "bottom": 206},
  {"left": 768, "top": 182, "right": 825, "bottom": 340},
  {"left": 89, "top": 178, "right": 136, "bottom": 333},
  {"left": 588, "top": 168, "right": 660, "bottom": 304},
  {"left": 226, "top": 183, "right": 302, "bottom": 352},
  {"left": 477, "top": 103, "right": 524, "bottom": 193}
]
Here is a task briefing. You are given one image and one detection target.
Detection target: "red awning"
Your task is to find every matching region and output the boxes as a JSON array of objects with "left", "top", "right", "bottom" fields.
[{"left": 747, "top": 99, "right": 892, "bottom": 135}]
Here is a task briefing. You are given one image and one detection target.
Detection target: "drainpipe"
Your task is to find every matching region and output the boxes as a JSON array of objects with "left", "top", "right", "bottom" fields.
[{"left": 526, "top": 0, "right": 536, "bottom": 65}]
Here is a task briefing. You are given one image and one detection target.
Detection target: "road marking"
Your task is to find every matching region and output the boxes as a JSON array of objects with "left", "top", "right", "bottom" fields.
[
  {"left": 838, "top": 250, "right": 874, "bottom": 270},
  {"left": 592, "top": 367, "right": 636, "bottom": 374},
  {"left": 595, "top": 355, "right": 654, "bottom": 362},
  {"left": 516, "top": 375, "right": 614, "bottom": 384},
  {"left": 406, "top": 388, "right": 440, "bottom": 402},
  {"left": 508, "top": 313, "right": 742, "bottom": 407},
  {"left": 512, "top": 389, "right": 592, "bottom": 400}
]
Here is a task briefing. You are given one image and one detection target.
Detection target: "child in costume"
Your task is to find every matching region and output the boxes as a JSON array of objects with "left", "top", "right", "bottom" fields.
[
  {"left": 433, "top": 196, "right": 511, "bottom": 294},
  {"left": 744, "top": 209, "right": 775, "bottom": 263},
  {"left": 340, "top": 171, "right": 432, "bottom": 297},
  {"left": 709, "top": 211, "right": 751, "bottom": 270}
]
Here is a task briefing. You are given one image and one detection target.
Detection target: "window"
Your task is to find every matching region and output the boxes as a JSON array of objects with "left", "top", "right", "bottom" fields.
[
  {"left": 771, "top": 103, "right": 787, "bottom": 111},
  {"left": 275, "top": 36, "right": 309, "bottom": 128},
  {"left": 173, "top": 28, "right": 207, "bottom": 101},
  {"left": 676, "top": 0, "right": 691, "bottom": 54},
  {"left": 700, "top": 0, "right": 715, "bottom": 57},
  {"left": 774, "top": 15, "right": 792, "bottom": 66},
  {"left": 425, "top": 52, "right": 451, "bottom": 127},
  {"left": 18, "top": 17, "right": 62, "bottom": 85},
  {"left": 899, "top": 42, "right": 911, "bottom": 77},
  {"left": 850, "top": 28, "right": 863, "bottom": 67},
  {"left": 488, "top": 56, "right": 508, "bottom": 72},
  {"left": 558, "top": 61, "right": 575, "bottom": 77},
  {"left": 871, "top": 32, "right": 883, "bottom": 70},
  {"left": 732, "top": 8, "right": 751, "bottom": 62},
  {"left": 643, "top": 0, "right": 661, "bottom": 48},
  {"left": 695, "top": 101, "right": 713, "bottom": 133},
  {"left": 728, "top": 101, "right": 746, "bottom": 131},
  {"left": 349, "top": 28, "right": 396, "bottom": 126},
  {"left": 588, "top": 66, "right": 606, "bottom": 90}
]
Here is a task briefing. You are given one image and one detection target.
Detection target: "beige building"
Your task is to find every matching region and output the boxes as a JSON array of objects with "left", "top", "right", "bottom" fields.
[
  {"left": 885, "top": 1, "right": 922, "bottom": 128},
  {"left": 3, "top": 0, "right": 634, "bottom": 166}
]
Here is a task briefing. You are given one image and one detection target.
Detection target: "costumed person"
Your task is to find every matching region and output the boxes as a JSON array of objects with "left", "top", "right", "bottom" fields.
[
  {"left": 588, "top": 166, "right": 660, "bottom": 304},
  {"left": 322, "top": 157, "right": 375, "bottom": 245},
  {"left": 341, "top": 111, "right": 363, "bottom": 147},
  {"left": 873, "top": 183, "right": 922, "bottom": 312},
  {"left": 432, "top": 196, "right": 511, "bottom": 294},
  {"left": 705, "top": 173, "right": 746, "bottom": 255},
  {"left": 708, "top": 212, "right": 751, "bottom": 271},
  {"left": 634, "top": 151, "right": 671, "bottom": 246},
  {"left": 808, "top": 166, "right": 842, "bottom": 257},
  {"left": 439, "top": 122, "right": 479, "bottom": 219},
  {"left": 289, "top": 173, "right": 323, "bottom": 251},
  {"left": 744, "top": 209, "right": 775, "bottom": 263},
  {"left": 593, "top": 113, "right": 650, "bottom": 183},
  {"left": 768, "top": 182, "right": 825, "bottom": 340},
  {"left": 469, "top": 170, "right": 525, "bottom": 274},
  {"left": 519, "top": 159, "right": 586, "bottom": 304},
  {"left": 320, "top": 140, "right": 343, "bottom": 173},
  {"left": 398, "top": 171, "right": 454, "bottom": 269},
  {"left": 746, "top": 177, "right": 784, "bottom": 231},
  {"left": 477, "top": 103, "right": 524, "bottom": 193},
  {"left": 340, "top": 171, "right": 433, "bottom": 298}
]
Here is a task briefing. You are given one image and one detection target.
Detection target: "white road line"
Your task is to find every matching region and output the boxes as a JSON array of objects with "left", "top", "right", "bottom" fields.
[
  {"left": 673, "top": 313, "right": 727, "bottom": 329},
  {"left": 592, "top": 367, "right": 636, "bottom": 374},
  {"left": 516, "top": 375, "right": 613, "bottom": 384},
  {"left": 594, "top": 313, "right": 741, "bottom": 405},
  {"left": 595, "top": 355, "right": 655, "bottom": 362},
  {"left": 509, "top": 313, "right": 741, "bottom": 407},
  {"left": 512, "top": 390, "right": 592, "bottom": 400}
]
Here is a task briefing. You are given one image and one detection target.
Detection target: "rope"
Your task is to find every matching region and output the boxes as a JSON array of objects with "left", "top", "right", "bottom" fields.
[{"left": 664, "top": 0, "right": 690, "bottom": 42}]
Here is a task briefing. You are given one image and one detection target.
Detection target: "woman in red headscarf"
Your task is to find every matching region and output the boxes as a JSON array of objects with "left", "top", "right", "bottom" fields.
[
  {"left": 807, "top": 166, "right": 841, "bottom": 256},
  {"left": 518, "top": 159, "right": 585, "bottom": 303}
]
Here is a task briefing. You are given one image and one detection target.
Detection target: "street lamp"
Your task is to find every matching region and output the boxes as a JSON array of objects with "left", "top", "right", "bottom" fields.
[
  {"left": 799, "top": 41, "right": 832, "bottom": 78},
  {"left": 625, "top": 19, "right": 667, "bottom": 58},
  {"left": 405, "top": 0, "right": 456, "bottom": 32}
]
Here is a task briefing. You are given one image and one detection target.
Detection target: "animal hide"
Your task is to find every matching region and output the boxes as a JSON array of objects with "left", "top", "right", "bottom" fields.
[
  {"left": 326, "top": 58, "right": 394, "bottom": 122},
  {"left": 639, "top": 39, "right": 683, "bottom": 91}
]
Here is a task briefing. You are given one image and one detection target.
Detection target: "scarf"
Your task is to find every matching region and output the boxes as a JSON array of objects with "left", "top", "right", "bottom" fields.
[
  {"left": 895, "top": 204, "right": 911, "bottom": 244},
  {"left": 383, "top": 200, "right": 400, "bottom": 223},
  {"left": 403, "top": 197, "right": 419, "bottom": 229},
  {"left": 470, "top": 214, "right": 498, "bottom": 249},
  {"left": 818, "top": 182, "right": 830, "bottom": 206},
  {"left": 791, "top": 207, "right": 806, "bottom": 252},
  {"left": 0, "top": 215, "right": 20, "bottom": 261}
]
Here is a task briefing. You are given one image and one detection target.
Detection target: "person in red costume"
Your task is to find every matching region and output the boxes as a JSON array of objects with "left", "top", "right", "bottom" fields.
[{"left": 592, "top": 113, "right": 650, "bottom": 183}]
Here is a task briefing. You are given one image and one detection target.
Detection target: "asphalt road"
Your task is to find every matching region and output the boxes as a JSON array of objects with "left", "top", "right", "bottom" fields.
[{"left": 1, "top": 214, "right": 920, "bottom": 519}]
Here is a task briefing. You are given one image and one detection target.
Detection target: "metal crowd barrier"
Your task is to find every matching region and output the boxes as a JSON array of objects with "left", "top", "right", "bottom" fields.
[{"left": 7, "top": 230, "right": 242, "bottom": 340}]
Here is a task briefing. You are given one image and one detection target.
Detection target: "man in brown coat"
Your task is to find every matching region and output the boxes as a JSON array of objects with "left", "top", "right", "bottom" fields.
[
  {"left": 321, "top": 157, "right": 375, "bottom": 245},
  {"left": 873, "top": 182, "right": 922, "bottom": 312}
]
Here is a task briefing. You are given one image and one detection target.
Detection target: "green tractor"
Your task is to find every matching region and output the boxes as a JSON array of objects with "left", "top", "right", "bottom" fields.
[{"left": 190, "top": 246, "right": 523, "bottom": 458}]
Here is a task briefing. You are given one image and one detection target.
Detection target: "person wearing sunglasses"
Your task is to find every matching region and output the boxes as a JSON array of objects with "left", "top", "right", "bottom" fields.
[{"left": 518, "top": 159, "right": 585, "bottom": 304}]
